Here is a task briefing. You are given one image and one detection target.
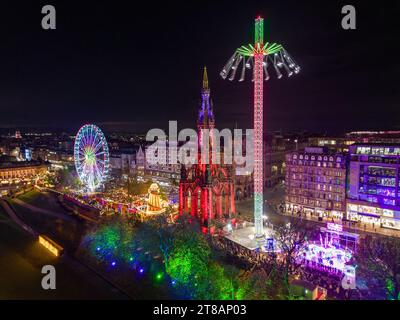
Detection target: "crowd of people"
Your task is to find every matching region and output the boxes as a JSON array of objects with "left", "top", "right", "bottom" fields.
[
  {"left": 211, "top": 233, "right": 361, "bottom": 300},
  {"left": 211, "top": 236, "right": 273, "bottom": 270},
  {"left": 294, "top": 265, "right": 353, "bottom": 299}
]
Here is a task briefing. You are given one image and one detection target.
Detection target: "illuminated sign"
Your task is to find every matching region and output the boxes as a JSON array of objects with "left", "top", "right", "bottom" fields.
[
  {"left": 382, "top": 209, "right": 394, "bottom": 218},
  {"left": 38, "top": 235, "right": 63, "bottom": 257},
  {"left": 327, "top": 223, "right": 343, "bottom": 233}
]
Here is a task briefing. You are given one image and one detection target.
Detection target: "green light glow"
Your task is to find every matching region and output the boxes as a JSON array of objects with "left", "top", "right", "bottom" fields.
[
  {"left": 156, "top": 272, "right": 163, "bottom": 280},
  {"left": 255, "top": 17, "right": 264, "bottom": 45},
  {"left": 248, "top": 43, "right": 256, "bottom": 52},
  {"left": 85, "top": 218, "right": 246, "bottom": 299},
  {"left": 87, "top": 221, "right": 139, "bottom": 264},
  {"left": 84, "top": 146, "right": 96, "bottom": 166},
  {"left": 267, "top": 43, "right": 282, "bottom": 54},
  {"left": 236, "top": 42, "right": 283, "bottom": 57}
]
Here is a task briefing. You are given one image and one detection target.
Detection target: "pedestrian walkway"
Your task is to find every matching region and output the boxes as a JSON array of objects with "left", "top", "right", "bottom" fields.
[
  {"left": 0, "top": 200, "right": 36, "bottom": 236},
  {"left": 12, "top": 198, "right": 74, "bottom": 222}
]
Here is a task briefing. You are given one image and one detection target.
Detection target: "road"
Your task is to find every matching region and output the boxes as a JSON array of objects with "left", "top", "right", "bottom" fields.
[
  {"left": 236, "top": 184, "right": 289, "bottom": 227},
  {"left": 8, "top": 191, "right": 87, "bottom": 252},
  {"left": 13, "top": 197, "right": 75, "bottom": 222},
  {"left": 0, "top": 202, "right": 127, "bottom": 299}
]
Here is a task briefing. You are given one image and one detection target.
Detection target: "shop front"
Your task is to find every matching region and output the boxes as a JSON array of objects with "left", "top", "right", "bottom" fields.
[
  {"left": 286, "top": 203, "right": 304, "bottom": 215},
  {"left": 347, "top": 203, "right": 380, "bottom": 224},
  {"left": 304, "top": 207, "right": 317, "bottom": 218},
  {"left": 380, "top": 209, "right": 400, "bottom": 230},
  {"left": 330, "top": 210, "right": 344, "bottom": 220},
  {"left": 315, "top": 209, "right": 325, "bottom": 218},
  {"left": 381, "top": 218, "right": 400, "bottom": 230},
  {"left": 347, "top": 202, "right": 400, "bottom": 230}
]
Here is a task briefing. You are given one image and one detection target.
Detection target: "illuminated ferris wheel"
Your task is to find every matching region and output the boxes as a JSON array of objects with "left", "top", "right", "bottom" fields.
[{"left": 74, "top": 124, "right": 109, "bottom": 192}]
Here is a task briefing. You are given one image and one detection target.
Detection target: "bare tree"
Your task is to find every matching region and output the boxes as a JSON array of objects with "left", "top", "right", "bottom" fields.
[{"left": 274, "top": 220, "right": 311, "bottom": 288}]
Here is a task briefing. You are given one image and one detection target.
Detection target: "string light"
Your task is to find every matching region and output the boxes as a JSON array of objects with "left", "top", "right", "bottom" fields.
[{"left": 156, "top": 272, "right": 163, "bottom": 280}]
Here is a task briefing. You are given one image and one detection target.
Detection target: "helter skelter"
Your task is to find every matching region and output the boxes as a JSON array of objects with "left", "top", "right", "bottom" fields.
[{"left": 220, "top": 16, "right": 300, "bottom": 240}]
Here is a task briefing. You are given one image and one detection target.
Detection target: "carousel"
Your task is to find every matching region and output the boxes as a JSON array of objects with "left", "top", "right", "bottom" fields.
[{"left": 144, "top": 183, "right": 167, "bottom": 215}]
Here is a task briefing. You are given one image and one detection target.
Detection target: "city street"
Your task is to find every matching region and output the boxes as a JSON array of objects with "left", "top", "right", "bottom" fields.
[
  {"left": 0, "top": 203, "right": 127, "bottom": 299},
  {"left": 236, "top": 184, "right": 400, "bottom": 239},
  {"left": 236, "top": 184, "right": 292, "bottom": 227}
]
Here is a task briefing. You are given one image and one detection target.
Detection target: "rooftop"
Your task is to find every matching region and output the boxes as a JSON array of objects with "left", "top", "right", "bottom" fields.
[{"left": 0, "top": 158, "right": 48, "bottom": 169}]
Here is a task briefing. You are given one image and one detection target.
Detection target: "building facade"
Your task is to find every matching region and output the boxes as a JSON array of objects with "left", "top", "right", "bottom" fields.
[
  {"left": 144, "top": 142, "right": 181, "bottom": 184},
  {"left": 308, "top": 136, "right": 356, "bottom": 153},
  {"left": 0, "top": 159, "right": 49, "bottom": 196},
  {"left": 234, "top": 132, "right": 301, "bottom": 200},
  {"left": 347, "top": 144, "right": 400, "bottom": 230},
  {"left": 285, "top": 147, "right": 347, "bottom": 219},
  {"left": 264, "top": 133, "right": 301, "bottom": 187},
  {"left": 135, "top": 146, "right": 145, "bottom": 177},
  {"left": 0, "top": 160, "right": 48, "bottom": 181},
  {"left": 234, "top": 131, "right": 253, "bottom": 200}
]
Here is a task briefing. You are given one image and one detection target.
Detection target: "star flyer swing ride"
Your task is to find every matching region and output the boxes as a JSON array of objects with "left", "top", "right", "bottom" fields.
[{"left": 221, "top": 16, "right": 300, "bottom": 241}]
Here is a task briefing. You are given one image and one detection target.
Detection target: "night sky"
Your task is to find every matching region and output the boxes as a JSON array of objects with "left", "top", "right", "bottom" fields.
[{"left": 0, "top": 0, "right": 399, "bottom": 134}]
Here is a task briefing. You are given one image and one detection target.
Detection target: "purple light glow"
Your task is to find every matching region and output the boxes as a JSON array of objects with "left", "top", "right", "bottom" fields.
[
  {"left": 327, "top": 223, "right": 343, "bottom": 233},
  {"left": 299, "top": 230, "right": 354, "bottom": 275}
]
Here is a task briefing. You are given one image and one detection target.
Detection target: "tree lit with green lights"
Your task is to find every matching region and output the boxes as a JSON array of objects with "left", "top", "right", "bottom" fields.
[
  {"left": 78, "top": 214, "right": 292, "bottom": 300},
  {"left": 165, "top": 219, "right": 238, "bottom": 299}
]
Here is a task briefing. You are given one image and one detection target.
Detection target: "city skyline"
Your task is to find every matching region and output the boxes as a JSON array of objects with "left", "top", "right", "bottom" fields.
[{"left": 1, "top": 2, "right": 400, "bottom": 303}]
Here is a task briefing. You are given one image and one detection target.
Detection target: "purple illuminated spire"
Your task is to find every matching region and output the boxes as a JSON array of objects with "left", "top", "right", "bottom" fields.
[{"left": 198, "top": 67, "right": 215, "bottom": 129}]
